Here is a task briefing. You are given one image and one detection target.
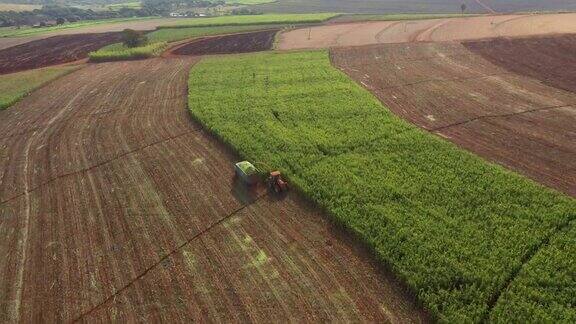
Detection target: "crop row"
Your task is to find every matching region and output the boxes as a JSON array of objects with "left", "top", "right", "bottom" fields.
[
  {"left": 187, "top": 50, "right": 576, "bottom": 322},
  {"left": 88, "top": 41, "right": 167, "bottom": 62}
]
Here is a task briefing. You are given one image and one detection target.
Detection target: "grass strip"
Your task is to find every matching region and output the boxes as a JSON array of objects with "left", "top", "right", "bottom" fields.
[
  {"left": 88, "top": 41, "right": 167, "bottom": 62},
  {"left": 0, "top": 17, "right": 156, "bottom": 38},
  {"left": 187, "top": 50, "right": 576, "bottom": 322},
  {"left": 157, "top": 13, "right": 338, "bottom": 29},
  {"left": 0, "top": 65, "right": 80, "bottom": 110}
]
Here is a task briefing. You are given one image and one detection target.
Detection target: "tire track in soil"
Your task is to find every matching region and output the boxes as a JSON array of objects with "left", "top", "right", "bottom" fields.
[
  {"left": 13, "top": 85, "right": 88, "bottom": 322},
  {"left": 474, "top": 0, "right": 497, "bottom": 14},
  {"left": 0, "top": 57, "right": 429, "bottom": 322}
]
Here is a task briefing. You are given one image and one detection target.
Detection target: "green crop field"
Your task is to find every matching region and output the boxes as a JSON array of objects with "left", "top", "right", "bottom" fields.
[
  {"left": 187, "top": 50, "right": 576, "bottom": 322},
  {"left": 0, "top": 3, "right": 41, "bottom": 11},
  {"left": 225, "top": 0, "right": 276, "bottom": 4},
  {"left": 89, "top": 41, "right": 167, "bottom": 62},
  {"left": 0, "top": 66, "right": 79, "bottom": 110},
  {"left": 106, "top": 1, "right": 142, "bottom": 10},
  {"left": 0, "top": 17, "right": 154, "bottom": 38},
  {"left": 157, "top": 13, "right": 338, "bottom": 28},
  {"left": 147, "top": 24, "right": 283, "bottom": 43}
]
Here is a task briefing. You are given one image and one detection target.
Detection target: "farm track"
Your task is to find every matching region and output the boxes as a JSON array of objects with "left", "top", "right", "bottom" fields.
[
  {"left": 331, "top": 37, "right": 576, "bottom": 197},
  {"left": 0, "top": 58, "right": 428, "bottom": 322},
  {"left": 0, "top": 33, "right": 124, "bottom": 75}
]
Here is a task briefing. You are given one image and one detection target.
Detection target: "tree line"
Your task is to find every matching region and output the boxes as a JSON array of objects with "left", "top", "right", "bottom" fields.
[{"left": 0, "top": 5, "right": 158, "bottom": 27}]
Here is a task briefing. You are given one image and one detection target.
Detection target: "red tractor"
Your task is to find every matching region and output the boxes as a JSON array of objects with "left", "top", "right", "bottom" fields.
[{"left": 267, "top": 171, "right": 288, "bottom": 194}]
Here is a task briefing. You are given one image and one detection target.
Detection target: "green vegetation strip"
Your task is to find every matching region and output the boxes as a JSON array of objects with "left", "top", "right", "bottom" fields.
[
  {"left": 0, "top": 65, "right": 79, "bottom": 110},
  {"left": 106, "top": 1, "right": 142, "bottom": 10},
  {"left": 0, "top": 17, "right": 155, "bottom": 38},
  {"left": 89, "top": 41, "right": 167, "bottom": 62},
  {"left": 225, "top": 0, "right": 276, "bottom": 4},
  {"left": 158, "top": 13, "right": 338, "bottom": 28},
  {"left": 490, "top": 219, "right": 576, "bottom": 323},
  {"left": 187, "top": 50, "right": 576, "bottom": 322}
]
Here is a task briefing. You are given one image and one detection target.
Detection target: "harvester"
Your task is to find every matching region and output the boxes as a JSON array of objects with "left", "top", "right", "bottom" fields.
[{"left": 234, "top": 161, "right": 288, "bottom": 194}]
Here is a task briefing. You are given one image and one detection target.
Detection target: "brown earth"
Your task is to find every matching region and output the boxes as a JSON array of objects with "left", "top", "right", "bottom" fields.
[
  {"left": 464, "top": 34, "right": 576, "bottom": 94},
  {"left": 331, "top": 38, "right": 576, "bottom": 197},
  {"left": 0, "top": 33, "right": 123, "bottom": 75},
  {"left": 0, "top": 58, "right": 429, "bottom": 322},
  {"left": 278, "top": 12, "right": 576, "bottom": 50},
  {"left": 171, "top": 29, "right": 279, "bottom": 56}
]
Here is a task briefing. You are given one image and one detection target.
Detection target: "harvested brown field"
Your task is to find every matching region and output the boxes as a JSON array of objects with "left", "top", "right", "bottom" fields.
[
  {"left": 279, "top": 12, "right": 576, "bottom": 50},
  {"left": 0, "top": 33, "right": 123, "bottom": 74},
  {"left": 331, "top": 37, "right": 576, "bottom": 196},
  {"left": 172, "top": 29, "right": 279, "bottom": 56},
  {"left": 464, "top": 34, "right": 576, "bottom": 94},
  {"left": 0, "top": 58, "right": 428, "bottom": 322}
]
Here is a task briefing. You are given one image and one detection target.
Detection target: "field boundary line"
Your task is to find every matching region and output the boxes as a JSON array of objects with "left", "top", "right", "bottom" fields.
[
  {"left": 72, "top": 192, "right": 269, "bottom": 322},
  {"left": 482, "top": 218, "right": 576, "bottom": 321},
  {"left": 374, "top": 21, "right": 402, "bottom": 42},
  {"left": 474, "top": 0, "right": 497, "bottom": 14},
  {"left": 0, "top": 127, "right": 203, "bottom": 207},
  {"left": 430, "top": 103, "right": 576, "bottom": 132}
]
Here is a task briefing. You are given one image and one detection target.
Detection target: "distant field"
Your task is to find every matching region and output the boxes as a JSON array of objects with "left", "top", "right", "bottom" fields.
[
  {"left": 187, "top": 50, "right": 576, "bottom": 322},
  {"left": 0, "top": 65, "right": 79, "bottom": 109},
  {"left": 157, "top": 13, "right": 338, "bottom": 28},
  {"left": 0, "top": 17, "right": 154, "bottom": 38},
  {"left": 253, "top": 0, "right": 576, "bottom": 13},
  {"left": 329, "top": 13, "right": 478, "bottom": 23},
  {"left": 106, "top": 1, "right": 142, "bottom": 10},
  {"left": 148, "top": 24, "right": 283, "bottom": 42},
  {"left": 0, "top": 3, "right": 41, "bottom": 11},
  {"left": 226, "top": 0, "right": 276, "bottom": 4}
]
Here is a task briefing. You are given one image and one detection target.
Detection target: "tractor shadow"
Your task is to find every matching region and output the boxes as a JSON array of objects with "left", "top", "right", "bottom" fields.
[
  {"left": 231, "top": 176, "right": 264, "bottom": 205},
  {"left": 230, "top": 176, "right": 289, "bottom": 205}
]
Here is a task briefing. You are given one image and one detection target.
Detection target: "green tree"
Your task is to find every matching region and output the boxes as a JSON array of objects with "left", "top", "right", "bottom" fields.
[{"left": 122, "top": 29, "right": 148, "bottom": 48}]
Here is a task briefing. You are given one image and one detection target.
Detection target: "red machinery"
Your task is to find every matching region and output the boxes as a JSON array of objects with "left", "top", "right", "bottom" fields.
[{"left": 267, "top": 171, "right": 288, "bottom": 193}]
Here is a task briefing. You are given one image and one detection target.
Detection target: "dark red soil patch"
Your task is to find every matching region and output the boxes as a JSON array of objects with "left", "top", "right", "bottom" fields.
[
  {"left": 464, "top": 34, "right": 576, "bottom": 94},
  {"left": 331, "top": 40, "right": 576, "bottom": 196},
  {"left": 0, "top": 32, "right": 123, "bottom": 74},
  {"left": 172, "top": 29, "right": 279, "bottom": 56}
]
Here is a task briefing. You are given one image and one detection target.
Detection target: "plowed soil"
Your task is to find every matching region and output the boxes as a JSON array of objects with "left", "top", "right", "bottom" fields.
[
  {"left": 0, "top": 58, "right": 428, "bottom": 322},
  {"left": 278, "top": 12, "right": 576, "bottom": 50},
  {"left": 464, "top": 34, "right": 576, "bottom": 94},
  {"left": 172, "top": 29, "right": 279, "bottom": 56},
  {"left": 331, "top": 38, "right": 576, "bottom": 196},
  {"left": 0, "top": 32, "right": 123, "bottom": 74}
]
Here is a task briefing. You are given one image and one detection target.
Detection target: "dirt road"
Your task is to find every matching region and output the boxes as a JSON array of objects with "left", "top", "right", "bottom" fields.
[
  {"left": 278, "top": 12, "right": 576, "bottom": 50},
  {"left": 0, "top": 58, "right": 428, "bottom": 322},
  {"left": 331, "top": 37, "right": 576, "bottom": 196}
]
